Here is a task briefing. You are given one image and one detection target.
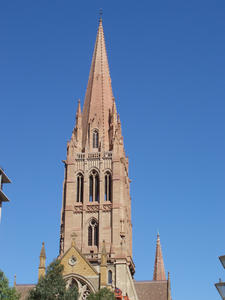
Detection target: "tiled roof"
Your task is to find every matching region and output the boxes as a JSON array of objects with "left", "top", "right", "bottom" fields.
[
  {"left": 15, "top": 284, "right": 35, "bottom": 300},
  {"left": 15, "top": 280, "right": 169, "bottom": 300},
  {"left": 134, "top": 280, "right": 168, "bottom": 300}
]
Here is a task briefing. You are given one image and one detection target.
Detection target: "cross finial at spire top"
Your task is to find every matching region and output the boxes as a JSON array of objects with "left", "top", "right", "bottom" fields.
[{"left": 99, "top": 8, "right": 103, "bottom": 21}]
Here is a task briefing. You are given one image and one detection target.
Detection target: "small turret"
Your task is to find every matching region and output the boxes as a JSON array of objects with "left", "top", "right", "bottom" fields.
[
  {"left": 109, "top": 98, "right": 118, "bottom": 148},
  {"left": 38, "top": 242, "right": 46, "bottom": 280},
  {"left": 72, "top": 99, "right": 82, "bottom": 151},
  {"left": 75, "top": 99, "right": 82, "bottom": 130},
  {"left": 167, "top": 272, "right": 172, "bottom": 300},
  {"left": 153, "top": 233, "right": 166, "bottom": 281}
]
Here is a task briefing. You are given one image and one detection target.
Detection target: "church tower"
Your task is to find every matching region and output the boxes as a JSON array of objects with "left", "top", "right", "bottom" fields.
[
  {"left": 14, "top": 17, "right": 173, "bottom": 300},
  {"left": 59, "top": 17, "right": 137, "bottom": 299}
]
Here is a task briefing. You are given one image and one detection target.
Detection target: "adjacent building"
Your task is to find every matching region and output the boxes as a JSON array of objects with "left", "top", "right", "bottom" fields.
[{"left": 0, "top": 167, "right": 11, "bottom": 222}]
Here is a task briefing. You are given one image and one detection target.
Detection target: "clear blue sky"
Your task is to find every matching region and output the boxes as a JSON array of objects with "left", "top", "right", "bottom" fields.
[{"left": 0, "top": 1, "right": 225, "bottom": 300}]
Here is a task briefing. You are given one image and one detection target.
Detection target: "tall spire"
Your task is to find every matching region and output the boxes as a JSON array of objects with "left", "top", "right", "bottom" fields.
[
  {"left": 153, "top": 233, "right": 166, "bottom": 281},
  {"left": 82, "top": 18, "right": 114, "bottom": 150}
]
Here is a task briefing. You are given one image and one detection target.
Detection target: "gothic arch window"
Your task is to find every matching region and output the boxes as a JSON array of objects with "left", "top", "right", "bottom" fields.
[
  {"left": 89, "top": 170, "right": 99, "bottom": 202},
  {"left": 88, "top": 225, "right": 92, "bottom": 246},
  {"left": 104, "top": 171, "right": 112, "bottom": 202},
  {"left": 88, "top": 219, "right": 98, "bottom": 247},
  {"left": 76, "top": 173, "right": 84, "bottom": 203},
  {"left": 65, "top": 276, "right": 92, "bottom": 300},
  {"left": 108, "top": 270, "right": 112, "bottom": 284},
  {"left": 93, "top": 130, "right": 99, "bottom": 148}
]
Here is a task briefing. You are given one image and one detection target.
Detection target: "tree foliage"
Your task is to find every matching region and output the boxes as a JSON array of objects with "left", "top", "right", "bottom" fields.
[
  {"left": 27, "top": 260, "right": 78, "bottom": 300},
  {"left": 87, "top": 287, "right": 115, "bottom": 300},
  {"left": 0, "top": 270, "right": 20, "bottom": 300}
]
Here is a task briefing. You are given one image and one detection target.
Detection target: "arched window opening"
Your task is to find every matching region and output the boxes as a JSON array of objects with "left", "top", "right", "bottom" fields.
[
  {"left": 104, "top": 172, "right": 112, "bottom": 202},
  {"left": 88, "top": 225, "right": 92, "bottom": 246},
  {"left": 89, "top": 170, "right": 99, "bottom": 202},
  {"left": 67, "top": 278, "right": 78, "bottom": 289},
  {"left": 88, "top": 219, "right": 98, "bottom": 247},
  {"left": 89, "top": 175, "right": 93, "bottom": 202},
  {"left": 94, "top": 226, "right": 98, "bottom": 246},
  {"left": 95, "top": 174, "right": 99, "bottom": 202},
  {"left": 76, "top": 173, "right": 84, "bottom": 203},
  {"left": 108, "top": 270, "right": 112, "bottom": 284},
  {"left": 93, "top": 130, "right": 99, "bottom": 148}
]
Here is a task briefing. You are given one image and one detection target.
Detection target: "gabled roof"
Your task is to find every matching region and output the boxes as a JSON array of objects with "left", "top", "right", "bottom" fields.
[
  {"left": 60, "top": 240, "right": 98, "bottom": 277},
  {"left": 15, "top": 284, "right": 35, "bottom": 300},
  {"left": 134, "top": 280, "right": 168, "bottom": 300}
]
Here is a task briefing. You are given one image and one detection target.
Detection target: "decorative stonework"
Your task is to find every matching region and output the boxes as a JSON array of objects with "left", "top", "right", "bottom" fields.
[
  {"left": 102, "top": 204, "right": 112, "bottom": 212},
  {"left": 86, "top": 205, "right": 99, "bottom": 213},
  {"left": 66, "top": 276, "right": 92, "bottom": 300},
  {"left": 73, "top": 205, "right": 83, "bottom": 214}
]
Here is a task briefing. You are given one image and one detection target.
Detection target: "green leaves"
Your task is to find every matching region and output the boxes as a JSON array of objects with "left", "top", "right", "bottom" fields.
[
  {"left": 64, "top": 286, "right": 78, "bottom": 300},
  {"left": 27, "top": 260, "right": 78, "bottom": 300},
  {"left": 0, "top": 270, "right": 20, "bottom": 300},
  {"left": 87, "top": 287, "right": 115, "bottom": 300}
]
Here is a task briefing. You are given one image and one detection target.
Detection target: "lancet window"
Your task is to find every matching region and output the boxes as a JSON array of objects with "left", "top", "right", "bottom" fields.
[
  {"left": 93, "top": 130, "right": 99, "bottom": 148},
  {"left": 104, "top": 171, "right": 112, "bottom": 202},
  {"left": 88, "top": 219, "right": 98, "bottom": 247},
  {"left": 108, "top": 270, "right": 112, "bottom": 284},
  {"left": 76, "top": 173, "right": 84, "bottom": 203},
  {"left": 89, "top": 170, "right": 99, "bottom": 202}
]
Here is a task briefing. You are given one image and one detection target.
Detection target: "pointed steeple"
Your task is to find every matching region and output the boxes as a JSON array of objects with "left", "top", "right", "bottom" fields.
[
  {"left": 76, "top": 99, "right": 81, "bottom": 118},
  {"left": 73, "top": 99, "right": 82, "bottom": 145},
  {"left": 153, "top": 233, "right": 166, "bottom": 281},
  {"left": 38, "top": 242, "right": 46, "bottom": 280},
  {"left": 82, "top": 18, "right": 114, "bottom": 151},
  {"left": 40, "top": 242, "right": 46, "bottom": 259}
]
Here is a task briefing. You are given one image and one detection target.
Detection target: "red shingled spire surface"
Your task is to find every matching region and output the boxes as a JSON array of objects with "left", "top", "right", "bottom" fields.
[
  {"left": 153, "top": 233, "right": 166, "bottom": 281},
  {"left": 82, "top": 18, "right": 114, "bottom": 150}
]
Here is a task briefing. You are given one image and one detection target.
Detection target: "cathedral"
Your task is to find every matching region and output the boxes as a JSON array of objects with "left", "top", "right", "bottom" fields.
[{"left": 15, "top": 18, "right": 172, "bottom": 300}]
